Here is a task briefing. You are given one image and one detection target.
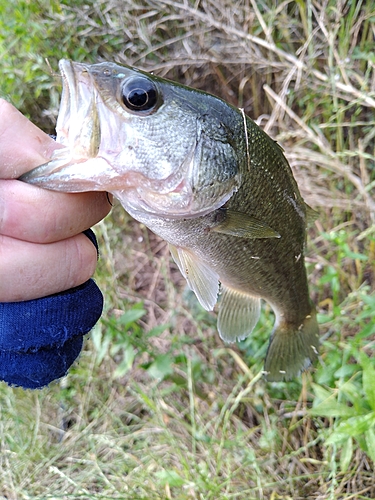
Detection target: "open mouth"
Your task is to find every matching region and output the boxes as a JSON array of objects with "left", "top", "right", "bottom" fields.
[
  {"left": 57, "top": 60, "right": 101, "bottom": 158},
  {"left": 57, "top": 60, "right": 79, "bottom": 142},
  {"left": 58, "top": 60, "right": 90, "bottom": 125}
]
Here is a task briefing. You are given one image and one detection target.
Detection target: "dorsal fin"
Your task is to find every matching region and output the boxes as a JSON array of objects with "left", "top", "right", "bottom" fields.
[
  {"left": 169, "top": 245, "right": 220, "bottom": 311},
  {"left": 305, "top": 203, "right": 319, "bottom": 226},
  {"left": 217, "top": 285, "right": 261, "bottom": 343}
]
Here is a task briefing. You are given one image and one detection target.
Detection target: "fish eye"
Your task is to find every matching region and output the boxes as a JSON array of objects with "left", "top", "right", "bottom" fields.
[{"left": 121, "top": 76, "right": 159, "bottom": 113}]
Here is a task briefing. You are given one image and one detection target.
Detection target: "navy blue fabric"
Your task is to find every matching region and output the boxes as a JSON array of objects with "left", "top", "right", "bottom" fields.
[
  {"left": 0, "top": 335, "right": 84, "bottom": 389},
  {"left": 0, "top": 229, "right": 103, "bottom": 389}
]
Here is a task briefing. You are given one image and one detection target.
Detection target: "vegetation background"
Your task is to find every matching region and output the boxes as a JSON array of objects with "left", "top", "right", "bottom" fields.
[{"left": 1, "top": 0, "right": 374, "bottom": 498}]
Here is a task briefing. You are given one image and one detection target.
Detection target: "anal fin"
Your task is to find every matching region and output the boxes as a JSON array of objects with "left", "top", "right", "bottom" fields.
[
  {"left": 217, "top": 286, "right": 261, "bottom": 343},
  {"left": 169, "top": 244, "right": 220, "bottom": 311}
]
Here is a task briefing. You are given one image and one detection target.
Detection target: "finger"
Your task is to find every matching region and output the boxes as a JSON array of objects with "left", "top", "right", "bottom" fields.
[
  {"left": 0, "top": 233, "right": 99, "bottom": 302},
  {"left": 0, "top": 99, "right": 61, "bottom": 178},
  {"left": 0, "top": 180, "right": 111, "bottom": 243}
]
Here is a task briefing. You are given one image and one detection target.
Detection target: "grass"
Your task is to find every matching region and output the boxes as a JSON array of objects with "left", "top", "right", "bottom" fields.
[{"left": 1, "top": 0, "right": 375, "bottom": 498}]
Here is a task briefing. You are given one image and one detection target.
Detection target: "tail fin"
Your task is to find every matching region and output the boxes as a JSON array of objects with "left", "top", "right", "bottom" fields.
[{"left": 264, "top": 307, "right": 319, "bottom": 382}]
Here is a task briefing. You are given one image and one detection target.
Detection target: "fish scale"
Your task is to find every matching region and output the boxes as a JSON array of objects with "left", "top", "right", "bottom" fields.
[{"left": 20, "top": 59, "right": 320, "bottom": 381}]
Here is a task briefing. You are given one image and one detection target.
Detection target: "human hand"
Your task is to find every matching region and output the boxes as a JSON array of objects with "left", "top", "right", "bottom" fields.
[{"left": 0, "top": 98, "right": 111, "bottom": 302}]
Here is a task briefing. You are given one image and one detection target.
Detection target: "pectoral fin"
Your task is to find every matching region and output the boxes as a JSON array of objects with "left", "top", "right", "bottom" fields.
[
  {"left": 212, "top": 209, "right": 280, "bottom": 239},
  {"left": 217, "top": 286, "right": 261, "bottom": 343},
  {"left": 169, "top": 245, "right": 220, "bottom": 311}
]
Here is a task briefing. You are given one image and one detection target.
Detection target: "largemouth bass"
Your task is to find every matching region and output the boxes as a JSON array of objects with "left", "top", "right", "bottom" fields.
[{"left": 20, "top": 59, "right": 320, "bottom": 381}]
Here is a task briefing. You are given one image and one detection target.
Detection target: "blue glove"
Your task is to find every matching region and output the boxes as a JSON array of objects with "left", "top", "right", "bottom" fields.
[{"left": 0, "top": 229, "right": 103, "bottom": 389}]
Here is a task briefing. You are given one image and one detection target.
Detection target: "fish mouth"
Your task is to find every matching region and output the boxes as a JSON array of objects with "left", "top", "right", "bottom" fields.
[{"left": 20, "top": 60, "right": 107, "bottom": 190}]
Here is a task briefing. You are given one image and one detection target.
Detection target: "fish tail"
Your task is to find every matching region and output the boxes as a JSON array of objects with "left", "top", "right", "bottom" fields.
[{"left": 264, "top": 304, "right": 319, "bottom": 381}]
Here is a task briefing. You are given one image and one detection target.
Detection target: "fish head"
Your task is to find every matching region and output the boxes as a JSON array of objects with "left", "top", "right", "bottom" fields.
[{"left": 21, "top": 59, "right": 243, "bottom": 218}]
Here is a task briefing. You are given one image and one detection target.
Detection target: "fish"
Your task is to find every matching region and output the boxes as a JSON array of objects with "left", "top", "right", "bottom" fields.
[{"left": 20, "top": 59, "right": 320, "bottom": 381}]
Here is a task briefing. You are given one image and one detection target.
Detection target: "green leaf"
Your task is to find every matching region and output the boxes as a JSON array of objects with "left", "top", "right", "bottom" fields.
[
  {"left": 147, "top": 354, "right": 174, "bottom": 380},
  {"left": 340, "top": 437, "right": 353, "bottom": 473},
  {"left": 113, "top": 346, "right": 136, "bottom": 378},
  {"left": 344, "top": 250, "right": 368, "bottom": 261},
  {"left": 118, "top": 307, "right": 146, "bottom": 327},
  {"left": 311, "top": 383, "right": 334, "bottom": 402},
  {"left": 93, "top": 328, "right": 112, "bottom": 365},
  {"left": 326, "top": 412, "right": 375, "bottom": 445},
  {"left": 360, "top": 357, "right": 375, "bottom": 411},
  {"left": 338, "top": 381, "right": 367, "bottom": 411},
  {"left": 310, "top": 383, "right": 357, "bottom": 418},
  {"left": 155, "top": 469, "right": 185, "bottom": 487},
  {"left": 365, "top": 427, "right": 375, "bottom": 462},
  {"left": 309, "top": 399, "right": 357, "bottom": 418},
  {"left": 356, "top": 321, "right": 375, "bottom": 339},
  {"left": 146, "top": 324, "right": 170, "bottom": 338}
]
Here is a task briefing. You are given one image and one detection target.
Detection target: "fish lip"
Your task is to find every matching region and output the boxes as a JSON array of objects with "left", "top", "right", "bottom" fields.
[
  {"left": 59, "top": 59, "right": 89, "bottom": 102},
  {"left": 57, "top": 60, "right": 101, "bottom": 152},
  {"left": 58, "top": 59, "right": 77, "bottom": 134}
]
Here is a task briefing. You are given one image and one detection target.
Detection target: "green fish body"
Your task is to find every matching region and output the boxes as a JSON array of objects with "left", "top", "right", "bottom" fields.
[{"left": 20, "top": 60, "right": 319, "bottom": 381}]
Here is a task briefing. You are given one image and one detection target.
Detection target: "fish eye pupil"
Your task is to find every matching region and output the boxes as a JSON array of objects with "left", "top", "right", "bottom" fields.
[
  {"left": 128, "top": 88, "right": 148, "bottom": 107},
  {"left": 122, "top": 77, "right": 158, "bottom": 112}
]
